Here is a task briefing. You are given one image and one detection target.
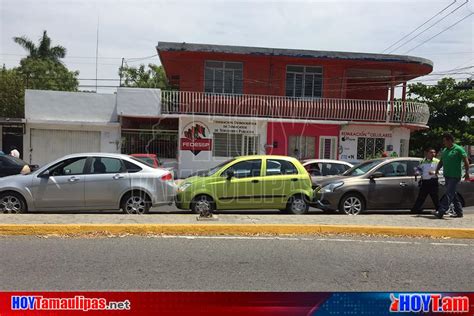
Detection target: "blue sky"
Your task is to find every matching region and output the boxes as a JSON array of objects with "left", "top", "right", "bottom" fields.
[{"left": 1, "top": 0, "right": 472, "bottom": 93}]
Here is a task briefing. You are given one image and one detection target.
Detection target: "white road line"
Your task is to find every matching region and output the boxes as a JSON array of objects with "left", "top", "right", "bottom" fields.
[
  {"left": 429, "top": 242, "right": 470, "bottom": 247},
  {"left": 151, "top": 235, "right": 472, "bottom": 246}
]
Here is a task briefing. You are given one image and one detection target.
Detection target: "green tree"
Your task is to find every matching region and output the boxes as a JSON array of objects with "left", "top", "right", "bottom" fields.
[
  {"left": 119, "top": 64, "right": 170, "bottom": 89},
  {"left": 18, "top": 58, "right": 79, "bottom": 91},
  {"left": 408, "top": 78, "right": 474, "bottom": 156},
  {"left": 0, "top": 31, "right": 80, "bottom": 117},
  {"left": 0, "top": 66, "right": 24, "bottom": 117},
  {"left": 13, "top": 30, "right": 66, "bottom": 63}
]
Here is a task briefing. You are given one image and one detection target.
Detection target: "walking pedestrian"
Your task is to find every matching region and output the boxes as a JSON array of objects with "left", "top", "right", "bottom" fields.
[
  {"left": 434, "top": 133, "right": 470, "bottom": 219},
  {"left": 9, "top": 146, "right": 20, "bottom": 159},
  {"left": 410, "top": 148, "right": 439, "bottom": 214}
]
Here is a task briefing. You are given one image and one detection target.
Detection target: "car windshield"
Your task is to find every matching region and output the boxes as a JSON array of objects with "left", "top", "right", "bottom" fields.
[
  {"left": 343, "top": 159, "right": 384, "bottom": 176},
  {"left": 190, "top": 159, "right": 235, "bottom": 177}
]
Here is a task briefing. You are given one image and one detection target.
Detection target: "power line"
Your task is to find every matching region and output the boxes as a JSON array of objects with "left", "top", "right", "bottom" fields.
[
  {"left": 387, "top": 0, "right": 469, "bottom": 53},
  {"left": 382, "top": 0, "right": 458, "bottom": 53},
  {"left": 403, "top": 12, "right": 474, "bottom": 53}
]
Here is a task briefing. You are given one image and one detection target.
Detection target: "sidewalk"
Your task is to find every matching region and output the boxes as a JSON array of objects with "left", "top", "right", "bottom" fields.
[{"left": 0, "top": 207, "right": 473, "bottom": 239}]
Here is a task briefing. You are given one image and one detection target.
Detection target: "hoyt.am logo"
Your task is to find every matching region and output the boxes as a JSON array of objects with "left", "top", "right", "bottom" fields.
[{"left": 390, "top": 293, "right": 470, "bottom": 313}]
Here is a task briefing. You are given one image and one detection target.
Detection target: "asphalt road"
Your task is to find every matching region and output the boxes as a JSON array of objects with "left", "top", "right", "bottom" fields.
[{"left": 1, "top": 235, "right": 472, "bottom": 291}]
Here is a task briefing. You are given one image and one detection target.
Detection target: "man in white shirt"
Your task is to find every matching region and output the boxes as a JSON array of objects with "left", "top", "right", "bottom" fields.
[
  {"left": 411, "top": 147, "right": 439, "bottom": 214},
  {"left": 9, "top": 146, "right": 20, "bottom": 159}
]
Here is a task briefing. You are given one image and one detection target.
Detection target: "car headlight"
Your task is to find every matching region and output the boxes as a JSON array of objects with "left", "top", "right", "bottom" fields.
[
  {"left": 178, "top": 182, "right": 192, "bottom": 192},
  {"left": 320, "top": 181, "right": 344, "bottom": 193}
]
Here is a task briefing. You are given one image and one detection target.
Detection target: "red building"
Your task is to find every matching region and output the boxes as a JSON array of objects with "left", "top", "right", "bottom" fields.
[{"left": 155, "top": 42, "right": 432, "bottom": 176}]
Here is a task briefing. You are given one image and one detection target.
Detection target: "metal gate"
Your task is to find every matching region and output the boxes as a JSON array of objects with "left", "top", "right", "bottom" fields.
[
  {"left": 121, "top": 129, "right": 178, "bottom": 158},
  {"left": 30, "top": 129, "right": 101, "bottom": 165}
]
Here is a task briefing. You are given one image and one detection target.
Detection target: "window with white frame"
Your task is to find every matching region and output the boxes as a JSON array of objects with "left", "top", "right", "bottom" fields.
[
  {"left": 357, "top": 137, "right": 385, "bottom": 160},
  {"left": 288, "top": 136, "right": 316, "bottom": 159},
  {"left": 319, "top": 136, "right": 337, "bottom": 159},
  {"left": 213, "top": 133, "right": 259, "bottom": 157},
  {"left": 204, "top": 61, "right": 243, "bottom": 94},
  {"left": 285, "top": 66, "right": 323, "bottom": 98}
]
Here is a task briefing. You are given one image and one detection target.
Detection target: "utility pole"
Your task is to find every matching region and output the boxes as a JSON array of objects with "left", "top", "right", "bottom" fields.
[
  {"left": 95, "top": 15, "right": 100, "bottom": 92},
  {"left": 119, "top": 58, "right": 124, "bottom": 87}
]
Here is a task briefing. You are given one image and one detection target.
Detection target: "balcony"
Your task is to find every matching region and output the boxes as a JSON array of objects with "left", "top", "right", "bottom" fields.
[{"left": 161, "top": 91, "right": 430, "bottom": 127}]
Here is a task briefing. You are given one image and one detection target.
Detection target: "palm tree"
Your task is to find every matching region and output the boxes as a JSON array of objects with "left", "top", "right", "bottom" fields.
[{"left": 13, "top": 30, "right": 66, "bottom": 63}]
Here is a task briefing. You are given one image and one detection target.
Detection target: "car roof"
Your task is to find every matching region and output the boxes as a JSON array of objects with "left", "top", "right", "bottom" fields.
[
  {"left": 130, "top": 153, "right": 157, "bottom": 157},
  {"left": 235, "top": 155, "right": 299, "bottom": 161},
  {"left": 302, "top": 159, "right": 353, "bottom": 165},
  {"left": 55, "top": 153, "right": 135, "bottom": 160}
]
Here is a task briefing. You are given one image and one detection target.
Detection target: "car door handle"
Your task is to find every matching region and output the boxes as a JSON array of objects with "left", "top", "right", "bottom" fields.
[
  {"left": 399, "top": 182, "right": 407, "bottom": 187},
  {"left": 291, "top": 178, "right": 299, "bottom": 182},
  {"left": 251, "top": 179, "right": 259, "bottom": 183},
  {"left": 68, "top": 176, "right": 80, "bottom": 182},
  {"left": 113, "top": 174, "right": 124, "bottom": 180}
]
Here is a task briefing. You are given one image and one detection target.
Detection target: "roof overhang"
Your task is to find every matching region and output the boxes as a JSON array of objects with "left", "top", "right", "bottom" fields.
[{"left": 157, "top": 41, "right": 433, "bottom": 69}]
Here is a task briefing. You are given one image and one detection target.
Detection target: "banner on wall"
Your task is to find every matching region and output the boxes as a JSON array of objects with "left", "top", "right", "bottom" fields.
[
  {"left": 0, "top": 292, "right": 472, "bottom": 315},
  {"left": 212, "top": 119, "right": 258, "bottom": 135},
  {"left": 180, "top": 122, "right": 212, "bottom": 156}
]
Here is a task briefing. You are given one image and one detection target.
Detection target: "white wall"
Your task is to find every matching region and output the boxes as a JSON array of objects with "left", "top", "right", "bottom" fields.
[
  {"left": 338, "top": 124, "right": 410, "bottom": 164},
  {"left": 25, "top": 90, "right": 117, "bottom": 122},
  {"left": 178, "top": 116, "right": 267, "bottom": 178},
  {"left": 116, "top": 88, "right": 161, "bottom": 117}
]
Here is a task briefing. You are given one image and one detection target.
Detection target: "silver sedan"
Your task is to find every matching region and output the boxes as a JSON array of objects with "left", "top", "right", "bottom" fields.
[{"left": 0, "top": 153, "right": 176, "bottom": 214}]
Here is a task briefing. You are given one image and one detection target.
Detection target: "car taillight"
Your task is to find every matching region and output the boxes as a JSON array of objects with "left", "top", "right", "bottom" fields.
[{"left": 161, "top": 173, "right": 173, "bottom": 181}]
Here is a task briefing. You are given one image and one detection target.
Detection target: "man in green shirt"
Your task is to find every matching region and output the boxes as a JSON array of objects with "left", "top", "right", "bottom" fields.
[{"left": 434, "top": 133, "right": 470, "bottom": 218}]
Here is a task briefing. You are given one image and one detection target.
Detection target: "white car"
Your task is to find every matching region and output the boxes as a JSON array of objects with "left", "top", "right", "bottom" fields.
[
  {"left": 302, "top": 159, "right": 353, "bottom": 187},
  {"left": 0, "top": 153, "right": 176, "bottom": 214}
]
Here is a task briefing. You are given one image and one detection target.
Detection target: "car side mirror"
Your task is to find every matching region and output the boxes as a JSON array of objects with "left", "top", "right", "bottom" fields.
[
  {"left": 38, "top": 170, "right": 50, "bottom": 178},
  {"left": 370, "top": 171, "right": 384, "bottom": 180},
  {"left": 226, "top": 170, "right": 234, "bottom": 180}
]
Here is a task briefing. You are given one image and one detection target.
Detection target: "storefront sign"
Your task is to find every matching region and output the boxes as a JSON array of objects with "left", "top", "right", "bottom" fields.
[
  {"left": 341, "top": 131, "right": 392, "bottom": 138},
  {"left": 180, "top": 122, "right": 212, "bottom": 156},
  {"left": 212, "top": 120, "right": 257, "bottom": 135}
]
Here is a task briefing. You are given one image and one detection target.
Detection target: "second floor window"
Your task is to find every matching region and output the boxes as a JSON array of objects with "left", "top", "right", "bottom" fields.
[
  {"left": 204, "top": 61, "right": 243, "bottom": 94},
  {"left": 285, "top": 66, "right": 323, "bottom": 98}
]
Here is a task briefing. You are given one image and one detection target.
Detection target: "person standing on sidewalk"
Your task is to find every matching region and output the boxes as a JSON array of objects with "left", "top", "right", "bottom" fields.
[
  {"left": 434, "top": 133, "right": 470, "bottom": 219},
  {"left": 411, "top": 148, "right": 439, "bottom": 214}
]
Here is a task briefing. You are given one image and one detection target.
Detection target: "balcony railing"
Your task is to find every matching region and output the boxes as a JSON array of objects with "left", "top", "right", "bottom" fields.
[{"left": 161, "top": 91, "right": 430, "bottom": 126}]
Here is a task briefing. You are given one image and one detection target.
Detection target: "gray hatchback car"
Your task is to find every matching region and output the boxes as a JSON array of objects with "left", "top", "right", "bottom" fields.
[
  {"left": 0, "top": 153, "right": 176, "bottom": 214},
  {"left": 314, "top": 157, "right": 474, "bottom": 215}
]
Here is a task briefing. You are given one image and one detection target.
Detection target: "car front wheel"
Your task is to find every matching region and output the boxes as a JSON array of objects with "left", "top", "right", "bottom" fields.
[
  {"left": 191, "top": 195, "right": 215, "bottom": 216},
  {"left": 0, "top": 192, "right": 27, "bottom": 214},
  {"left": 339, "top": 193, "right": 365, "bottom": 215}
]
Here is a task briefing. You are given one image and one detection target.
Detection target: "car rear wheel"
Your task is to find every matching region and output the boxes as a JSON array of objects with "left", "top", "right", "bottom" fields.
[
  {"left": 0, "top": 192, "right": 27, "bottom": 214},
  {"left": 286, "top": 194, "right": 309, "bottom": 215},
  {"left": 191, "top": 195, "right": 215, "bottom": 216},
  {"left": 339, "top": 193, "right": 365, "bottom": 215},
  {"left": 122, "top": 192, "right": 150, "bottom": 215}
]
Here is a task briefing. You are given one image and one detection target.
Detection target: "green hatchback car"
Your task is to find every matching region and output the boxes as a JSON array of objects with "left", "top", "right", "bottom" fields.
[{"left": 175, "top": 155, "right": 314, "bottom": 214}]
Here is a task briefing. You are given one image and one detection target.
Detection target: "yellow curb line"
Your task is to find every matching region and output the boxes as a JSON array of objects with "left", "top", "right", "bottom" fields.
[{"left": 0, "top": 224, "right": 473, "bottom": 239}]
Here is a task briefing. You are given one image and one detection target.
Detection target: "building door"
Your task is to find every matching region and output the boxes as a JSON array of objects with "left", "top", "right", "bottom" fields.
[
  {"left": 319, "top": 136, "right": 337, "bottom": 159},
  {"left": 2, "top": 126, "right": 23, "bottom": 159},
  {"left": 30, "top": 129, "right": 100, "bottom": 166}
]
